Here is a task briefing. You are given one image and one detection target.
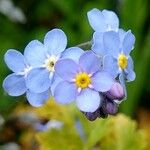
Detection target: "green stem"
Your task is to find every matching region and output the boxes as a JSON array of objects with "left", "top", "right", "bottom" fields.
[{"left": 77, "top": 41, "right": 92, "bottom": 50}]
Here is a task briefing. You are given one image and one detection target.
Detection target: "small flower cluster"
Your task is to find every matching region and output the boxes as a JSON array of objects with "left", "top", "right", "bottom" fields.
[{"left": 3, "top": 8, "right": 135, "bottom": 121}]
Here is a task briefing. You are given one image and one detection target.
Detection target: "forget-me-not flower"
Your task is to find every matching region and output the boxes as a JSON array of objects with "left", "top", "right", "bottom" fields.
[
  {"left": 103, "top": 30, "right": 136, "bottom": 82},
  {"left": 88, "top": 8, "right": 120, "bottom": 57},
  {"left": 87, "top": 8, "right": 119, "bottom": 32},
  {"left": 25, "top": 29, "right": 68, "bottom": 93},
  {"left": 2, "top": 49, "right": 50, "bottom": 107},
  {"left": 54, "top": 51, "right": 114, "bottom": 112},
  {"left": 25, "top": 29, "right": 84, "bottom": 94}
]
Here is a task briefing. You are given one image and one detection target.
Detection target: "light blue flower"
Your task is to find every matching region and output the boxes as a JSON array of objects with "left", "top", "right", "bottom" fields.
[
  {"left": 54, "top": 51, "right": 114, "bottom": 112},
  {"left": 87, "top": 8, "right": 119, "bottom": 32},
  {"left": 2, "top": 49, "right": 51, "bottom": 107},
  {"left": 26, "top": 29, "right": 84, "bottom": 94},
  {"left": 102, "top": 30, "right": 136, "bottom": 82}
]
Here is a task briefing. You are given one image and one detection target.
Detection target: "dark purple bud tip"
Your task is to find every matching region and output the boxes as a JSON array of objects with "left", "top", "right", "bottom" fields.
[
  {"left": 105, "top": 82, "right": 125, "bottom": 100},
  {"left": 84, "top": 112, "right": 97, "bottom": 121},
  {"left": 82, "top": 109, "right": 101, "bottom": 121},
  {"left": 105, "top": 100, "right": 118, "bottom": 115},
  {"left": 98, "top": 99, "right": 108, "bottom": 118},
  {"left": 98, "top": 109, "right": 108, "bottom": 119}
]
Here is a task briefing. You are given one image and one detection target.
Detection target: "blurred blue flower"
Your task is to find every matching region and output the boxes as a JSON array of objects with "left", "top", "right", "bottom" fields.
[
  {"left": 34, "top": 120, "right": 63, "bottom": 131},
  {"left": 87, "top": 8, "right": 119, "bottom": 32},
  {"left": 3, "top": 49, "right": 50, "bottom": 107},
  {"left": 54, "top": 51, "right": 114, "bottom": 112}
]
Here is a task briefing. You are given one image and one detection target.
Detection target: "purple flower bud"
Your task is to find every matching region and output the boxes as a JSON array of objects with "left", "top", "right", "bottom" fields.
[
  {"left": 105, "top": 82, "right": 125, "bottom": 100},
  {"left": 83, "top": 111, "right": 99, "bottom": 121},
  {"left": 98, "top": 108, "right": 108, "bottom": 119},
  {"left": 98, "top": 98, "right": 108, "bottom": 118},
  {"left": 105, "top": 100, "right": 118, "bottom": 115}
]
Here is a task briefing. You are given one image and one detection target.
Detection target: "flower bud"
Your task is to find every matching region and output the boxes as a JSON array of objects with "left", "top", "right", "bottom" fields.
[
  {"left": 83, "top": 110, "right": 100, "bottom": 121},
  {"left": 98, "top": 98, "right": 108, "bottom": 118},
  {"left": 105, "top": 82, "right": 125, "bottom": 100},
  {"left": 105, "top": 100, "right": 118, "bottom": 115}
]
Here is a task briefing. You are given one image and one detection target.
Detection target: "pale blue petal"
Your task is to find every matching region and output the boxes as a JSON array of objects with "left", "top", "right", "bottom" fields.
[
  {"left": 92, "top": 32, "right": 106, "bottom": 56},
  {"left": 26, "top": 90, "right": 51, "bottom": 107},
  {"left": 123, "top": 30, "right": 135, "bottom": 56},
  {"left": 87, "top": 8, "right": 106, "bottom": 32},
  {"left": 126, "top": 70, "right": 136, "bottom": 82},
  {"left": 54, "top": 81, "right": 76, "bottom": 104},
  {"left": 103, "top": 31, "right": 120, "bottom": 58},
  {"left": 26, "top": 68, "right": 51, "bottom": 93},
  {"left": 103, "top": 55, "right": 119, "bottom": 78},
  {"left": 91, "top": 71, "right": 114, "bottom": 92},
  {"left": 119, "top": 73, "right": 127, "bottom": 99},
  {"left": 125, "top": 56, "right": 134, "bottom": 72},
  {"left": 76, "top": 88, "right": 100, "bottom": 112},
  {"left": 4, "top": 49, "right": 26, "bottom": 73},
  {"left": 79, "top": 51, "right": 101, "bottom": 74},
  {"left": 55, "top": 59, "right": 80, "bottom": 81},
  {"left": 3, "top": 73, "right": 26, "bottom": 96},
  {"left": 102, "top": 9, "right": 119, "bottom": 31},
  {"left": 24, "top": 40, "right": 47, "bottom": 67},
  {"left": 51, "top": 74, "right": 63, "bottom": 96},
  {"left": 125, "top": 57, "right": 135, "bottom": 82},
  {"left": 119, "top": 29, "right": 126, "bottom": 43},
  {"left": 44, "top": 29, "right": 67, "bottom": 55},
  {"left": 62, "top": 47, "right": 84, "bottom": 63}
]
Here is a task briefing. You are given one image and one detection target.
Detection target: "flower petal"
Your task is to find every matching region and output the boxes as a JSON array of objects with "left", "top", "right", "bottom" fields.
[
  {"left": 26, "top": 68, "right": 51, "bottom": 93},
  {"left": 126, "top": 70, "right": 136, "bottom": 82},
  {"left": 125, "top": 57, "right": 136, "bottom": 82},
  {"left": 26, "top": 90, "right": 51, "bottom": 107},
  {"left": 103, "top": 55, "right": 119, "bottom": 78},
  {"left": 125, "top": 56, "right": 134, "bottom": 72},
  {"left": 79, "top": 51, "right": 101, "bottom": 74},
  {"left": 87, "top": 8, "right": 106, "bottom": 32},
  {"left": 55, "top": 59, "right": 79, "bottom": 81},
  {"left": 123, "top": 30, "right": 135, "bottom": 56},
  {"left": 119, "top": 73, "right": 127, "bottom": 98},
  {"left": 54, "top": 81, "right": 76, "bottom": 104},
  {"left": 76, "top": 88, "right": 100, "bottom": 112},
  {"left": 119, "top": 29, "right": 126, "bottom": 43},
  {"left": 91, "top": 71, "right": 114, "bottom": 92},
  {"left": 24, "top": 40, "right": 47, "bottom": 67},
  {"left": 103, "top": 31, "right": 120, "bottom": 58},
  {"left": 92, "top": 32, "right": 106, "bottom": 56},
  {"left": 102, "top": 9, "right": 119, "bottom": 31},
  {"left": 62, "top": 47, "right": 84, "bottom": 63},
  {"left": 3, "top": 73, "right": 26, "bottom": 96},
  {"left": 51, "top": 74, "right": 63, "bottom": 96},
  {"left": 44, "top": 29, "right": 67, "bottom": 55},
  {"left": 4, "top": 49, "right": 26, "bottom": 73}
]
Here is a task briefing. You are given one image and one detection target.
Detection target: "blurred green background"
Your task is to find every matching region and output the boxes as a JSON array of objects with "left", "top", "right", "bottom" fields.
[{"left": 0, "top": 0, "right": 150, "bottom": 117}]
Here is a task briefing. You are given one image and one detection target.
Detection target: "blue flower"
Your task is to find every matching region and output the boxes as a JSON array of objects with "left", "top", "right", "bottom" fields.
[
  {"left": 102, "top": 30, "right": 136, "bottom": 82},
  {"left": 54, "top": 51, "right": 114, "bottom": 112},
  {"left": 26, "top": 29, "right": 84, "bottom": 94},
  {"left": 3, "top": 49, "right": 51, "bottom": 107},
  {"left": 87, "top": 8, "right": 119, "bottom": 32}
]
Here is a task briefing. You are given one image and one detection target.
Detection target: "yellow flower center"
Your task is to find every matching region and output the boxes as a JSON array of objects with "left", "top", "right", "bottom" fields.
[
  {"left": 118, "top": 54, "right": 128, "bottom": 70},
  {"left": 45, "top": 56, "right": 58, "bottom": 72},
  {"left": 75, "top": 73, "right": 91, "bottom": 89}
]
